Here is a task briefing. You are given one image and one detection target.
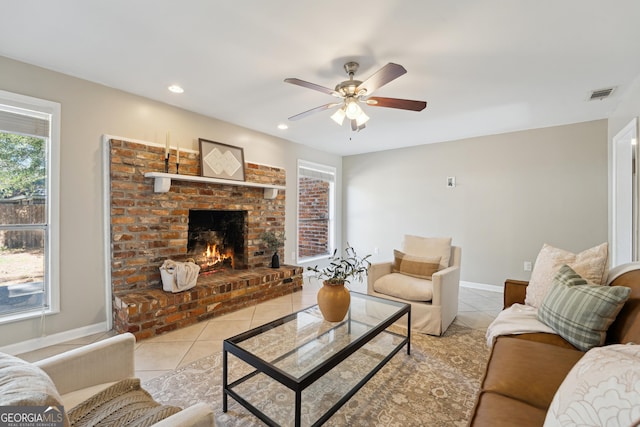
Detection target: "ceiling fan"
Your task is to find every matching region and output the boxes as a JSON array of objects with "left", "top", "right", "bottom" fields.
[{"left": 285, "top": 62, "right": 427, "bottom": 132}]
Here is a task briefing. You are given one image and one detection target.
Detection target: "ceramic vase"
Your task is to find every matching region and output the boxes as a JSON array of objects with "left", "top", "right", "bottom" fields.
[
  {"left": 317, "top": 281, "right": 350, "bottom": 321},
  {"left": 271, "top": 252, "right": 280, "bottom": 268}
]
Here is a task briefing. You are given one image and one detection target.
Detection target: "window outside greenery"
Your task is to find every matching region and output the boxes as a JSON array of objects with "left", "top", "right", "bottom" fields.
[
  {"left": 0, "top": 92, "right": 58, "bottom": 322},
  {"left": 0, "top": 132, "right": 47, "bottom": 317}
]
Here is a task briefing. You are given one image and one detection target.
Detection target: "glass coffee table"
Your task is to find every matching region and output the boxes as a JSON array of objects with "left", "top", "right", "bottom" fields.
[{"left": 222, "top": 292, "right": 410, "bottom": 427}]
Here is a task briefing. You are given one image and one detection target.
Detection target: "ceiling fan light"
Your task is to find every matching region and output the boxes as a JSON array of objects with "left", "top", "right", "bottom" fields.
[
  {"left": 330, "top": 107, "right": 346, "bottom": 125},
  {"left": 355, "top": 110, "right": 370, "bottom": 127},
  {"left": 345, "top": 98, "right": 362, "bottom": 120}
]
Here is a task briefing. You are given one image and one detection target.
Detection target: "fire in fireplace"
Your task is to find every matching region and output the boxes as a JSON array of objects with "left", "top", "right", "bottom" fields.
[{"left": 187, "top": 210, "right": 247, "bottom": 272}]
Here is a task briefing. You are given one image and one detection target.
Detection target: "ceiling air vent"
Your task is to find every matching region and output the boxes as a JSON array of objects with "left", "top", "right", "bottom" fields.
[{"left": 589, "top": 87, "right": 615, "bottom": 101}]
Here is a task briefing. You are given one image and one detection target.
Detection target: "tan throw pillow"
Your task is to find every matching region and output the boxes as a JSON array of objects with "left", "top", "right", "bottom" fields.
[
  {"left": 402, "top": 235, "right": 452, "bottom": 270},
  {"left": 68, "top": 378, "right": 180, "bottom": 427},
  {"left": 525, "top": 242, "right": 608, "bottom": 308},
  {"left": 392, "top": 250, "right": 441, "bottom": 279}
]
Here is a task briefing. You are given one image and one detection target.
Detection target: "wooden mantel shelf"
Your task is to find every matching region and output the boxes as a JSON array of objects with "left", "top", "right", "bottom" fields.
[{"left": 144, "top": 172, "right": 285, "bottom": 199}]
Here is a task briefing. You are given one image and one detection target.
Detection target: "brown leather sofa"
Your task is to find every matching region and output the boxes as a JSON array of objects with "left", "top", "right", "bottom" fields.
[{"left": 468, "top": 268, "right": 640, "bottom": 426}]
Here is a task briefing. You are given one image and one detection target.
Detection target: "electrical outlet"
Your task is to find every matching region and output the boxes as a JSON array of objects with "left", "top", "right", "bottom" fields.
[
  {"left": 524, "top": 261, "right": 532, "bottom": 272},
  {"left": 374, "top": 247, "right": 379, "bottom": 255}
]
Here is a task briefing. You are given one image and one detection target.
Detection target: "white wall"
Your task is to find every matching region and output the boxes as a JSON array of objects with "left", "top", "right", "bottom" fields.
[
  {"left": 0, "top": 55, "right": 342, "bottom": 350},
  {"left": 608, "top": 76, "right": 640, "bottom": 143},
  {"left": 342, "top": 120, "right": 609, "bottom": 287}
]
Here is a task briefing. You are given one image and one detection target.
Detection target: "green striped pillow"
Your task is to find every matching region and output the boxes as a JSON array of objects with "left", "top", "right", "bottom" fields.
[{"left": 537, "top": 265, "right": 631, "bottom": 351}]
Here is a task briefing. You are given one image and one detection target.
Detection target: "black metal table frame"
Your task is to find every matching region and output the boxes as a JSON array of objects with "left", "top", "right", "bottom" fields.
[{"left": 222, "top": 292, "right": 411, "bottom": 427}]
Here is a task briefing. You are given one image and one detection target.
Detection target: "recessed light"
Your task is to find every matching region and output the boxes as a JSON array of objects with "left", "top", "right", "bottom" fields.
[
  {"left": 277, "top": 123, "right": 289, "bottom": 130},
  {"left": 168, "top": 85, "right": 184, "bottom": 94}
]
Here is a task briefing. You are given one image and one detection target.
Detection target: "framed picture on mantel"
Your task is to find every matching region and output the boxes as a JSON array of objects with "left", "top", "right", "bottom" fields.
[{"left": 198, "top": 138, "right": 245, "bottom": 181}]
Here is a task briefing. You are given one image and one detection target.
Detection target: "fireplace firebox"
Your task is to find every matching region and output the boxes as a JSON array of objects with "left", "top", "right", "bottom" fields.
[{"left": 187, "top": 210, "right": 247, "bottom": 272}]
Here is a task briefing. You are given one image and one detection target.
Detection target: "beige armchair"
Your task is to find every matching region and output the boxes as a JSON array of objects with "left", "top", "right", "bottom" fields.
[
  {"left": 367, "top": 237, "right": 461, "bottom": 336},
  {"left": 30, "top": 333, "right": 214, "bottom": 426}
]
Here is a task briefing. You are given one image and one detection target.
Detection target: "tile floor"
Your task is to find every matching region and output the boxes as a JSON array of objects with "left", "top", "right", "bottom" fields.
[{"left": 17, "top": 278, "right": 504, "bottom": 382}]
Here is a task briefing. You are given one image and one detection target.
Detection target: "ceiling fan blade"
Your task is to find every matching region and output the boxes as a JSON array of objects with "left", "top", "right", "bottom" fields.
[
  {"left": 284, "top": 78, "right": 341, "bottom": 97},
  {"left": 357, "top": 63, "right": 407, "bottom": 95},
  {"left": 366, "top": 97, "right": 427, "bottom": 111},
  {"left": 288, "top": 102, "right": 342, "bottom": 121}
]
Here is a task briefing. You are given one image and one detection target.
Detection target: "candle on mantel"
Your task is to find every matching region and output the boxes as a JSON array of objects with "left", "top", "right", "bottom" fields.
[
  {"left": 176, "top": 141, "right": 180, "bottom": 163},
  {"left": 165, "top": 132, "right": 170, "bottom": 157}
]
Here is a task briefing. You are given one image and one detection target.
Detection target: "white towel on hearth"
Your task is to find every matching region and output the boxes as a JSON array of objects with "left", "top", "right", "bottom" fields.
[
  {"left": 175, "top": 261, "right": 200, "bottom": 290},
  {"left": 160, "top": 260, "right": 200, "bottom": 292}
]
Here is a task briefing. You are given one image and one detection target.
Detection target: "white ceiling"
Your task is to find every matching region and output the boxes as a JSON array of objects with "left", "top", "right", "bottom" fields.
[{"left": 2, "top": 1, "right": 640, "bottom": 156}]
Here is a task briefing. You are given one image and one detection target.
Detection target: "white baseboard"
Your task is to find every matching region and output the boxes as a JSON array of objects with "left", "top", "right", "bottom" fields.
[
  {"left": 460, "top": 280, "right": 503, "bottom": 294},
  {"left": 0, "top": 321, "right": 110, "bottom": 355}
]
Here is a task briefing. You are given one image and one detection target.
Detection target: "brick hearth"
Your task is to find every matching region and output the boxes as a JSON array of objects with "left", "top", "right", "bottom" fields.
[
  {"left": 114, "top": 266, "right": 303, "bottom": 340},
  {"left": 108, "top": 138, "right": 302, "bottom": 339}
]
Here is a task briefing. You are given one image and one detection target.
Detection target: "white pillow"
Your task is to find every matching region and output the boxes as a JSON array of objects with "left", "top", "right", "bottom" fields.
[
  {"left": 544, "top": 344, "right": 640, "bottom": 427},
  {"left": 0, "top": 352, "right": 70, "bottom": 426},
  {"left": 402, "top": 235, "right": 452, "bottom": 270},
  {"left": 525, "top": 243, "right": 608, "bottom": 308}
]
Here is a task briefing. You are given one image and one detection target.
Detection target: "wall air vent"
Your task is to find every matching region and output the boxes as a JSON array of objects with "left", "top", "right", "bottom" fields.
[{"left": 589, "top": 87, "right": 615, "bottom": 101}]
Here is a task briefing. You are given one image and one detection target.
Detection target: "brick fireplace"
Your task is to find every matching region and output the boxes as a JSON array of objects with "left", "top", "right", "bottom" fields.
[{"left": 108, "top": 138, "right": 303, "bottom": 339}]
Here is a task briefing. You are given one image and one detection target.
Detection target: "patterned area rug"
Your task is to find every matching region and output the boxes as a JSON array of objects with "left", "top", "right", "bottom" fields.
[{"left": 144, "top": 323, "right": 490, "bottom": 426}]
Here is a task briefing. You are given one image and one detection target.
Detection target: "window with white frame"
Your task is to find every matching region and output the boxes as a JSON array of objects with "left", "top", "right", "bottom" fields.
[
  {"left": 297, "top": 160, "right": 336, "bottom": 261},
  {"left": 0, "top": 90, "right": 60, "bottom": 323}
]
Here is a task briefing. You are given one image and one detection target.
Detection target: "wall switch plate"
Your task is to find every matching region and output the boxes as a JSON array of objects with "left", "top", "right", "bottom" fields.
[
  {"left": 524, "top": 261, "right": 532, "bottom": 272},
  {"left": 447, "top": 176, "right": 456, "bottom": 188}
]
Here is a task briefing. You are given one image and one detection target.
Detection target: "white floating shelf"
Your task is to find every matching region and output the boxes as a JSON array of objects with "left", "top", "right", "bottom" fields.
[{"left": 144, "top": 172, "right": 285, "bottom": 199}]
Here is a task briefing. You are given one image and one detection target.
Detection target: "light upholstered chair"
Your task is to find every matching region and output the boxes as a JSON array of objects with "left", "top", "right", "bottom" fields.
[
  {"left": 0, "top": 333, "right": 214, "bottom": 426},
  {"left": 367, "top": 235, "right": 461, "bottom": 336}
]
